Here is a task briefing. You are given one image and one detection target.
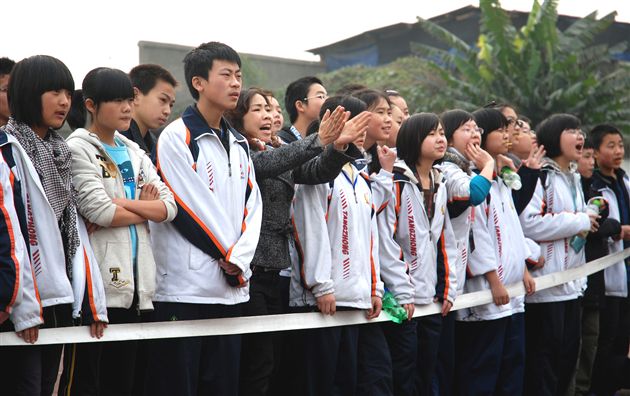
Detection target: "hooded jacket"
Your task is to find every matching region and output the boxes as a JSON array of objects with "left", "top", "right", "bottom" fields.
[
  {"left": 519, "top": 159, "right": 591, "bottom": 303},
  {"left": 0, "top": 131, "right": 107, "bottom": 326},
  {"left": 378, "top": 160, "right": 458, "bottom": 305},
  {"left": 290, "top": 163, "right": 385, "bottom": 309},
  {"left": 67, "top": 129, "right": 177, "bottom": 310}
]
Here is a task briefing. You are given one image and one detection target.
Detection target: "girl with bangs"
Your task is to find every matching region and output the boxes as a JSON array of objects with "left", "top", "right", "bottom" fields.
[
  {"left": 62, "top": 67, "right": 176, "bottom": 395},
  {"left": 0, "top": 55, "right": 108, "bottom": 396},
  {"left": 378, "top": 112, "right": 458, "bottom": 395}
]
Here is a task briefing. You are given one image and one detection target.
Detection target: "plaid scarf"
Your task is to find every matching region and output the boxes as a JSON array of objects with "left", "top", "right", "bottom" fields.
[{"left": 3, "top": 118, "right": 79, "bottom": 279}]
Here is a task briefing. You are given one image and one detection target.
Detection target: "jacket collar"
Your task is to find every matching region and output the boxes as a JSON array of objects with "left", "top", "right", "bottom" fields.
[
  {"left": 443, "top": 147, "right": 471, "bottom": 173},
  {"left": 182, "top": 105, "right": 246, "bottom": 144},
  {"left": 393, "top": 159, "right": 443, "bottom": 186},
  {"left": 592, "top": 168, "right": 628, "bottom": 191}
]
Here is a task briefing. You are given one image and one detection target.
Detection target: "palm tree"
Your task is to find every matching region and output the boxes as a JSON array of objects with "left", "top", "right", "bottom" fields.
[{"left": 413, "top": 0, "right": 630, "bottom": 130}]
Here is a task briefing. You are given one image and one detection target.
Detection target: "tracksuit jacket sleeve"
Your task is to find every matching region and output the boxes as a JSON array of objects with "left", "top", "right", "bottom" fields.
[
  {"left": 225, "top": 159, "right": 263, "bottom": 274},
  {"left": 467, "top": 203, "right": 499, "bottom": 277},
  {"left": 141, "top": 154, "right": 177, "bottom": 222},
  {"left": 68, "top": 142, "right": 119, "bottom": 227},
  {"left": 376, "top": 192, "right": 414, "bottom": 304},
  {"left": 370, "top": 209, "right": 385, "bottom": 299},
  {"left": 519, "top": 179, "right": 591, "bottom": 241},
  {"left": 1, "top": 171, "right": 42, "bottom": 332},
  {"left": 292, "top": 144, "right": 357, "bottom": 185},
  {"left": 293, "top": 183, "right": 334, "bottom": 297},
  {"left": 371, "top": 169, "right": 394, "bottom": 213},
  {"left": 524, "top": 238, "right": 543, "bottom": 270},
  {"left": 72, "top": 216, "right": 108, "bottom": 324},
  {"left": 435, "top": 212, "right": 458, "bottom": 303}
]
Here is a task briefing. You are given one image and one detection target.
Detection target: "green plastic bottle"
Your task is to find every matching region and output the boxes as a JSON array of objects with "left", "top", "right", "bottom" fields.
[{"left": 381, "top": 291, "right": 409, "bottom": 324}]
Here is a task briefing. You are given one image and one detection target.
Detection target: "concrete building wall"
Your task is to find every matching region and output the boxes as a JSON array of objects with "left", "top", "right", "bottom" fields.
[{"left": 138, "top": 40, "right": 325, "bottom": 116}]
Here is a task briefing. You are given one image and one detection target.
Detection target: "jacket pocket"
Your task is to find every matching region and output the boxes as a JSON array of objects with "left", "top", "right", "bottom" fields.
[{"left": 99, "top": 241, "right": 132, "bottom": 292}]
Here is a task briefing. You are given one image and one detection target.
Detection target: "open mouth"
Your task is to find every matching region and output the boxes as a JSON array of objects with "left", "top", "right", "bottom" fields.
[
  {"left": 260, "top": 124, "right": 272, "bottom": 132},
  {"left": 576, "top": 144, "right": 583, "bottom": 151}
]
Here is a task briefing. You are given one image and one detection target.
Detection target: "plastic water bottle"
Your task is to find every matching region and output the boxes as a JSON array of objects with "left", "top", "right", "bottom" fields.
[
  {"left": 500, "top": 166, "right": 522, "bottom": 190},
  {"left": 381, "top": 291, "right": 408, "bottom": 324},
  {"left": 586, "top": 196, "right": 606, "bottom": 217}
]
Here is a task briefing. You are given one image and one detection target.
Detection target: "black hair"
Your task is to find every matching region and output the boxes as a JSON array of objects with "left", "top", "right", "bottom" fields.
[
  {"left": 519, "top": 115, "right": 532, "bottom": 125},
  {"left": 583, "top": 136, "right": 594, "bottom": 150},
  {"left": 306, "top": 95, "right": 367, "bottom": 136},
  {"left": 440, "top": 109, "right": 473, "bottom": 142},
  {"left": 589, "top": 124, "right": 623, "bottom": 151},
  {"left": 184, "top": 42, "right": 241, "bottom": 101},
  {"left": 396, "top": 113, "right": 441, "bottom": 169},
  {"left": 472, "top": 108, "right": 508, "bottom": 149},
  {"left": 535, "top": 114, "right": 581, "bottom": 158},
  {"left": 82, "top": 68, "right": 134, "bottom": 106},
  {"left": 495, "top": 102, "right": 517, "bottom": 113},
  {"left": 8, "top": 55, "right": 74, "bottom": 127},
  {"left": 66, "top": 89, "right": 87, "bottom": 131},
  {"left": 284, "top": 76, "right": 323, "bottom": 124},
  {"left": 129, "top": 64, "right": 177, "bottom": 95},
  {"left": 353, "top": 89, "right": 391, "bottom": 111},
  {"left": 336, "top": 83, "right": 367, "bottom": 96},
  {"left": 0, "top": 57, "right": 15, "bottom": 76}
]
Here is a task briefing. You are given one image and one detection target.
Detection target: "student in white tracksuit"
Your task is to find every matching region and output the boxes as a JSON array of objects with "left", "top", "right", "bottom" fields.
[
  {"left": 291, "top": 132, "right": 395, "bottom": 396},
  {"left": 146, "top": 43, "right": 263, "bottom": 396},
  {"left": 432, "top": 109, "right": 495, "bottom": 395},
  {"left": 0, "top": 55, "right": 108, "bottom": 396},
  {"left": 378, "top": 113, "right": 458, "bottom": 396},
  {"left": 519, "top": 114, "right": 596, "bottom": 396},
  {"left": 455, "top": 108, "right": 536, "bottom": 396}
]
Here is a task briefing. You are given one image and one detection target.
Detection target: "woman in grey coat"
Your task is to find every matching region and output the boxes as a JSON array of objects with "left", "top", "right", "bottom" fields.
[{"left": 226, "top": 88, "right": 370, "bottom": 395}]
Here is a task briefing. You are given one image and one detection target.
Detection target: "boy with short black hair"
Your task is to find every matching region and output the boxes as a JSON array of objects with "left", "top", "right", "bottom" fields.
[
  {"left": 146, "top": 42, "right": 263, "bottom": 396},
  {"left": 588, "top": 124, "right": 630, "bottom": 395},
  {"left": 121, "top": 64, "right": 177, "bottom": 155},
  {"left": 278, "top": 76, "right": 327, "bottom": 143}
]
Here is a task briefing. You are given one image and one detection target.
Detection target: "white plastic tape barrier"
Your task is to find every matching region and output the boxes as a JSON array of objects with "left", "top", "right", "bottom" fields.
[{"left": 2, "top": 248, "right": 628, "bottom": 346}]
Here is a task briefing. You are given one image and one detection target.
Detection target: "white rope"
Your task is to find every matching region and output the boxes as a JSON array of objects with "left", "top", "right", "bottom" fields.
[{"left": 2, "top": 248, "right": 628, "bottom": 346}]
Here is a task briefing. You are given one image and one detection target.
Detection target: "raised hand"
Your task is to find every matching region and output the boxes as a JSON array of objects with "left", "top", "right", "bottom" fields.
[
  {"left": 317, "top": 106, "right": 347, "bottom": 146},
  {"left": 377, "top": 145, "right": 397, "bottom": 173},
  {"left": 465, "top": 143, "right": 494, "bottom": 170},
  {"left": 522, "top": 144, "right": 546, "bottom": 170},
  {"left": 334, "top": 111, "right": 371, "bottom": 149}
]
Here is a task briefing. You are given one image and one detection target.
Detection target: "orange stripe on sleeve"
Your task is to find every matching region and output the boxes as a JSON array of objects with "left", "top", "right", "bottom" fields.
[
  {"left": 83, "top": 247, "right": 101, "bottom": 322},
  {"left": 370, "top": 236, "right": 377, "bottom": 296},
  {"left": 440, "top": 230, "right": 450, "bottom": 301}
]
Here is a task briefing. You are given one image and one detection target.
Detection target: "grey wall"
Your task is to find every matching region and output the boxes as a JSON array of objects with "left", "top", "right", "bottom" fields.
[{"left": 138, "top": 40, "right": 325, "bottom": 116}]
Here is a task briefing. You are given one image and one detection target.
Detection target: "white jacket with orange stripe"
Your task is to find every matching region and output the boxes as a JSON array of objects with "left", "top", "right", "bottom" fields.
[
  {"left": 519, "top": 160, "right": 591, "bottom": 303},
  {"left": 378, "top": 162, "right": 458, "bottom": 306},
  {"left": 458, "top": 175, "right": 532, "bottom": 321},
  {"left": 1, "top": 132, "right": 108, "bottom": 326},
  {"left": 150, "top": 106, "right": 262, "bottom": 305},
  {"left": 290, "top": 164, "right": 385, "bottom": 309}
]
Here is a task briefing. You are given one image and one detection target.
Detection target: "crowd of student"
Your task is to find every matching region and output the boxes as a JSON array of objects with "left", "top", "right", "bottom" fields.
[{"left": 0, "top": 41, "right": 628, "bottom": 396}]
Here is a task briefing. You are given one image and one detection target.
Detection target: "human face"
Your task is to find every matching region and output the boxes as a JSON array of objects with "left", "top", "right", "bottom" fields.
[
  {"left": 298, "top": 83, "right": 327, "bottom": 124},
  {"left": 389, "top": 95, "right": 409, "bottom": 120},
  {"left": 242, "top": 94, "right": 272, "bottom": 143},
  {"left": 268, "top": 96, "right": 284, "bottom": 134},
  {"left": 195, "top": 60, "right": 242, "bottom": 111},
  {"left": 133, "top": 79, "right": 176, "bottom": 131},
  {"left": 91, "top": 98, "right": 133, "bottom": 134},
  {"left": 0, "top": 74, "right": 9, "bottom": 125},
  {"left": 510, "top": 127, "right": 533, "bottom": 160},
  {"left": 420, "top": 123, "right": 447, "bottom": 163},
  {"left": 577, "top": 148, "right": 595, "bottom": 178},
  {"left": 450, "top": 119, "right": 482, "bottom": 157},
  {"left": 501, "top": 107, "right": 522, "bottom": 151},
  {"left": 366, "top": 98, "right": 392, "bottom": 147},
  {"left": 484, "top": 127, "right": 509, "bottom": 157},
  {"left": 558, "top": 128, "right": 583, "bottom": 162},
  {"left": 387, "top": 105, "right": 404, "bottom": 147},
  {"left": 40, "top": 89, "right": 71, "bottom": 130},
  {"left": 595, "top": 133, "right": 625, "bottom": 172}
]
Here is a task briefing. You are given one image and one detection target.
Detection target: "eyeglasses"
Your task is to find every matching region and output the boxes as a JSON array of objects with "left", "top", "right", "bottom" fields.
[
  {"left": 563, "top": 128, "right": 583, "bottom": 135},
  {"left": 460, "top": 126, "right": 484, "bottom": 135},
  {"left": 302, "top": 94, "right": 327, "bottom": 102},
  {"left": 506, "top": 118, "right": 524, "bottom": 128}
]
